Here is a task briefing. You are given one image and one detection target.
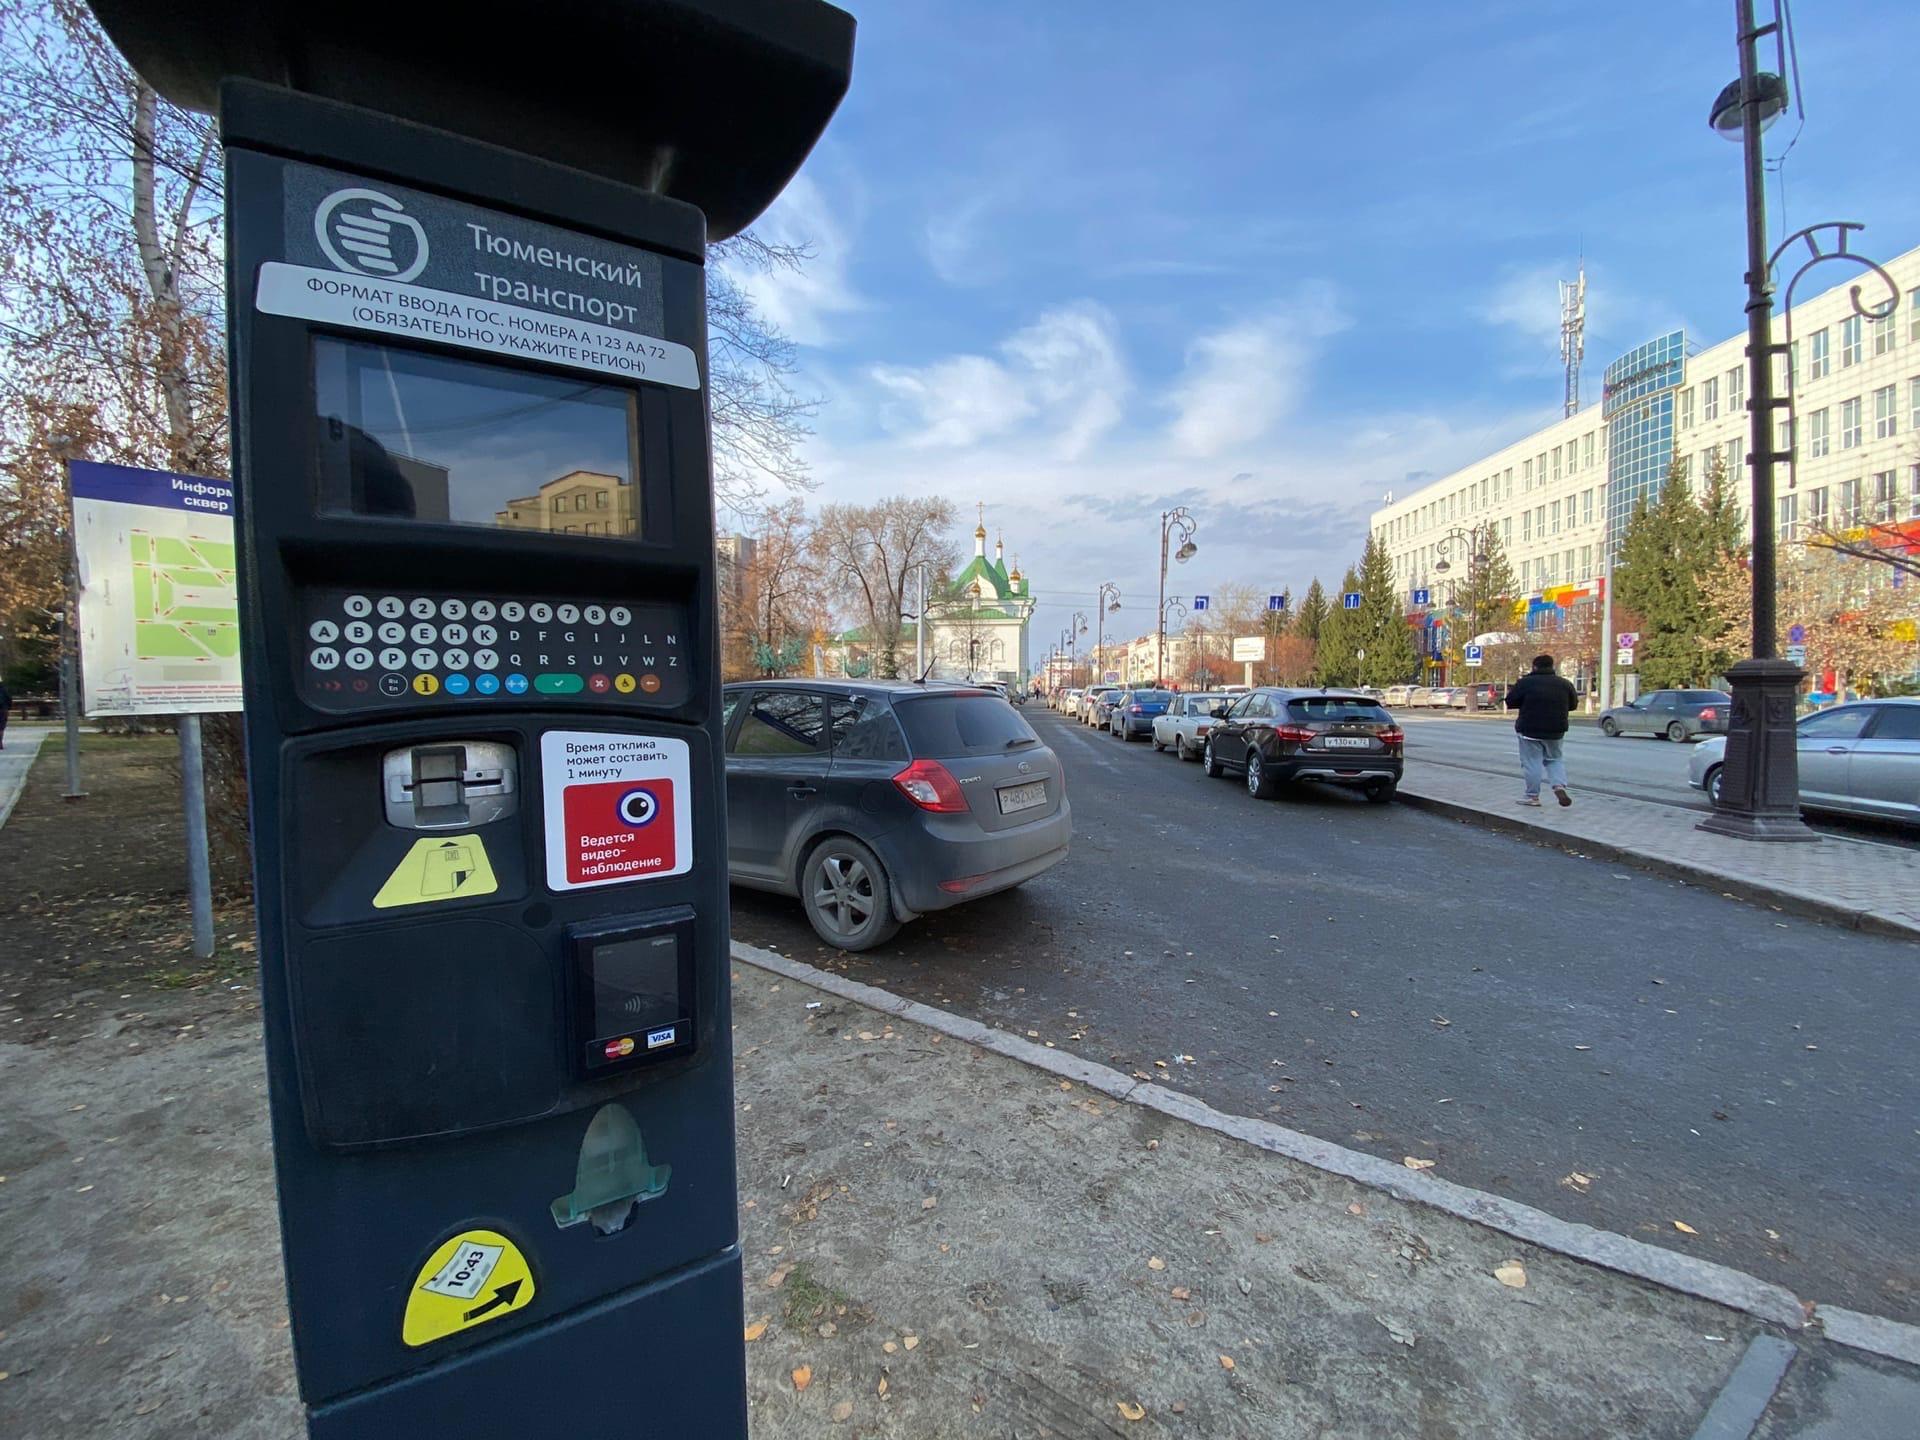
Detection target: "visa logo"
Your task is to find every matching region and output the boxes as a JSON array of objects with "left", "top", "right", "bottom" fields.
[{"left": 645, "top": 1026, "right": 677, "bottom": 1050}]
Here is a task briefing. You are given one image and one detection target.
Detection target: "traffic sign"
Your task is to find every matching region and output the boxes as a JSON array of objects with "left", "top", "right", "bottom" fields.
[
  {"left": 1192, "top": 595, "right": 1209, "bottom": 611},
  {"left": 1268, "top": 593, "right": 1288, "bottom": 611},
  {"left": 1784, "top": 644, "right": 1807, "bottom": 665},
  {"left": 1342, "top": 592, "right": 1361, "bottom": 610},
  {"left": 1464, "top": 642, "right": 1483, "bottom": 666},
  {"left": 1616, "top": 631, "right": 1639, "bottom": 650},
  {"left": 1787, "top": 623, "right": 1806, "bottom": 644},
  {"left": 1411, "top": 587, "right": 1431, "bottom": 607},
  {"left": 1616, "top": 648, "right": 1635, "bottom": 665}
]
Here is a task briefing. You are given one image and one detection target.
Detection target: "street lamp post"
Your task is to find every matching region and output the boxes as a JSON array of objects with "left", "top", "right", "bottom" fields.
[
  {"left": 1158, "top": 596, "right": 1187, "bottom": 686},
  {"left": 1696, "top": 0, "right": 1820, "bottom": 841},
  {"left": 1156, "top": 508, "right": 1196, "bottom": 685},
  {"left": 1095, "top": 582, "right": 1121, "bottom": 687},
  {"left": 1430, "top": 525, "right": 1488, "bottom": 692}
]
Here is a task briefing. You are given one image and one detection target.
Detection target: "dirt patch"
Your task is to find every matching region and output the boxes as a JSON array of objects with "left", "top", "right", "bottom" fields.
[{"left": 0, "top": 736, "right": 259, "bottom": 1041}]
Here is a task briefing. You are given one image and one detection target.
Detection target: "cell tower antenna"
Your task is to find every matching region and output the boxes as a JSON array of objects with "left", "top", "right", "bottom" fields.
[{"left": 1559, "top": 261, "right": 1586, "bottom": 417}]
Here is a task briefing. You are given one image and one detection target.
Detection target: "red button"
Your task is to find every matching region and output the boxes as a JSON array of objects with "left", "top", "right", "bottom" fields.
[{"left": 588, "top": 673, "right": 611, "bottom": 693}]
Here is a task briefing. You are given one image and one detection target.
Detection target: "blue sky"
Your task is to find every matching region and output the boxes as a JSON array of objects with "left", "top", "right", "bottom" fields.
[{"left": 732, "top": 0, "right": 1917, "bottom": 643}]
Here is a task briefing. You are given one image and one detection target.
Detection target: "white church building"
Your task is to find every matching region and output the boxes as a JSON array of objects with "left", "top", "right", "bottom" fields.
[{"left": 922, "top": 512, "right": 1036, "bottom": 683}]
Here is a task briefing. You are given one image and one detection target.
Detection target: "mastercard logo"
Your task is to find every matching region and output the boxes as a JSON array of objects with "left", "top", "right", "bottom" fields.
[{"left": 603, "top": 1036, "right": 636, "bottom": 1059}]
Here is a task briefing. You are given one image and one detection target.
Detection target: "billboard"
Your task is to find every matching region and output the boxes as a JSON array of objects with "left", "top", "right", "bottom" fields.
[
  {"left": 71, "top": 460, "right": 244, "bottom": 716},
  {"left": 1231, "top": 636, "right": 1264, "bottom": 662}
]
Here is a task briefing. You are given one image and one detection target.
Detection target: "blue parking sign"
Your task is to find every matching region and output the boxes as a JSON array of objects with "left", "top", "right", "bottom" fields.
[
  {"left": 1342, "top": 592, "right": 1361, "bottom": 610},
  {"left": 1192, "top": 595, "right": 1209, "bottom": 611}
]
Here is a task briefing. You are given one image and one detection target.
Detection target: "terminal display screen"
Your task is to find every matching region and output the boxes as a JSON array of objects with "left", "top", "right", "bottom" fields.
[{"left": 314, "top": 337, "right": 641, "bottom": 538}]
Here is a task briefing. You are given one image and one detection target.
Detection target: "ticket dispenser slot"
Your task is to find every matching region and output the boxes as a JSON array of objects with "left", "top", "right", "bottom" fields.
[{"left": 89, "top": 1, "right": 857, "bottom": 1432}]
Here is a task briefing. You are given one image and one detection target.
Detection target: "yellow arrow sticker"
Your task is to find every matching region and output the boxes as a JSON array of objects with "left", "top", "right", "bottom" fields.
[
  {"left": 402, "top": 1228, "right": 536, "bottom": 1348},
  {"left": 372, "top": 833, "right": 499, "bottom": 910}
]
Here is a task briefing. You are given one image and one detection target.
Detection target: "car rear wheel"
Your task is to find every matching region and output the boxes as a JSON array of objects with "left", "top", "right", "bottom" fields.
[
  {"left": 1705, "top": 764, "right": 1724, "bottom": 806},
  {"left": 1600, "top": 717, "right": 1620, "bottom": 737},
  {"left": 1364, "top": 778, "right": 1397, "bottom": 804},
  {"left": 801, "top": 837, "right": 902, "bottom": 952},
  {"left": 1203, "top": 737, "right": 1224, "bottom": 778},
  {"left": 1151, "top": 735, "right": 1166, "bottom": 751},
  {"left": 1246, "top": 749, "right": 1279, "bottom": 799},
  {"left": 1666, "top": 721, "right": 1688, "bottom": 743}
]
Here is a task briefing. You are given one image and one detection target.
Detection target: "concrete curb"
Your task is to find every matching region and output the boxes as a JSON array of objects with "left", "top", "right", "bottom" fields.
[
  {"left": 1687, "top": 1335, "right": 1797, "bottom": 1440},
  {"left": 1393, "top": 787, "right": 1920, "bottom": 943},
  {"left": 730, "top": 938, "right": 1920, "bottom": 1369}
]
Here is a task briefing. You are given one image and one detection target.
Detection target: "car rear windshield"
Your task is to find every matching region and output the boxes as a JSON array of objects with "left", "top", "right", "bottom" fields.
[
  {"left": 1287, "top": 696, "right": 1393, "bottom": 723},
  {"left": 895, "top": 694, "right": 1041, "bottom": 756},
  {"left": 1131, "top": 690, "right": 1171, "bottom": 703}
]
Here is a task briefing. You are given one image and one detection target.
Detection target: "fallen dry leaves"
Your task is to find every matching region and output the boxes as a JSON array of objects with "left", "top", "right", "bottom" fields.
[
  {"left": 1402, "top": 1157, "right": 1436, "bottom": 1171},
  {"left": 1147, "top": 1256, "right": 1167, "bottom": 1272},
  {"left": 765, "top": 1263, "right": 795, "bottom": 1289},
  {"left": 743, "top": 1317, "right": 769, "bottom": 1342},
  {"left": 791, "top": 1365, "right": 813, "bottom": 1392},
  {"left": 1493, "top": 1262, "right": 1528, "bottom": 1289},
  {"left": 1218, "top": 1355, "right": 1236, "bottom": 1371},
  {"left": 1116, "top": 1400, "right": 1146, "bottom": 1421},
  {"left": 831, "top": 1400, "right": 854, "bottom": 1422},
  {"left": 1674, "top": 1220, "right": 1699, "bottom": 1235}
]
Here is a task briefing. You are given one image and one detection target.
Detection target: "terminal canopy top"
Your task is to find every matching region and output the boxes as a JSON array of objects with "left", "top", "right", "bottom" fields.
[{"left": 86, "top": 0, "right": 855, "bottom": 242}]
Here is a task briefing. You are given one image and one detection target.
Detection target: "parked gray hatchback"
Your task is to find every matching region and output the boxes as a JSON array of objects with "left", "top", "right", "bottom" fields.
[{"left": 723, "top": 680, "right": 1072, "bottom": 950}]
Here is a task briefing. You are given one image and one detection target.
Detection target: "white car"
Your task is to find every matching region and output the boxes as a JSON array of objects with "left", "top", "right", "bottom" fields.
[{"left": 1152, "top": 693, "right": 1228, "bottom": 760}]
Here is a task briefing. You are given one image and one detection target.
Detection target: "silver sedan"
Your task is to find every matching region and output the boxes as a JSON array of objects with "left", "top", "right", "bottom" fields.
[{"left": 1689, "top": 698, "right": 1920, "bottom": 824}]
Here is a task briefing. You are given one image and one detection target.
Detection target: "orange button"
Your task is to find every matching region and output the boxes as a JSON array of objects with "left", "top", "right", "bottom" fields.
[
  {"left": 613, "top": 673, "right": 638, "bottom": 694},
  {"left": 411, "top": 674, "right": 440, "bottom": 695},
  {"left": 640, "top": 673, "right": 662, "bottom": 694}
]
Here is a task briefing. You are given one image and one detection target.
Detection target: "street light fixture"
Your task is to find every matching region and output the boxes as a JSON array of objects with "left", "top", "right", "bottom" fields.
[
  {"left": 1094, "top": 581, "right": 1121, "bottom": 687},
  {"left": 1157, "top": 507, "right": 1197, "bottom": 685}
]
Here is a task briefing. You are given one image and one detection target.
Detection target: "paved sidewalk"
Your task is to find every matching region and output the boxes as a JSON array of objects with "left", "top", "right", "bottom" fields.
[
  {"left": 1397, "top": 759, "right": 1920, "bottom": 940},
  {"left": 0, "top": 726, "right": 50, "bottom": 830}
]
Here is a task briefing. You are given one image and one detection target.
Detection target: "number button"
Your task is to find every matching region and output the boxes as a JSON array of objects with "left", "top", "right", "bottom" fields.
[
  {"left": 441, "top": 623, "right": 469, "bottom": 646},
  {"left": 310, "top": 646, "right": 341, "bottom": 670},
  {"left": 500, "top": 601, "right": 526, "bottom": 622},
  {"left": 410, "top": 597, "right": 437, "bottom": 619},
  {"left": 343, "top": 594, "right": 372, "bottom": 618},
  {"left": 557, "top": 603, "right": 581, "bottom": 624},
  {"left": 380, "top": 647, "right": 408, "bottom": 670},
  {"left": 609, "top": 606, "right": 632, "bottom": 626},
  {"left": 583, "top": 605, "right": 606, "bottom": 625},
  {"left": 470, "top": 600, "right": 496, "bottom": 622},
  {"left": 344, "top": 620, "right": 373, "bottom": 644},
  {"left": 472, "top": 624, "right": 498, "bottom": 646},
  {"left": 377, "top": 596, "right": 406, "bottom": 619},
  {"left": 473, "top": 649, "right": 500, "bottom": 671},
  {"left": 344, "top": 647, "right": 374, "bottom": 671},
  {"left": 411, "top": 648, "right": 439, "bottom": 670},
  {"left": 308, "top": 619, "right": 340, "bottom": 643},
  {"left": 528, "top": 602, "right": 553, "bottom": 623},
  {"left": 440, "top": 598, "right": 468, "bottom": 621},
  {"left": 441, "top": 648, "right": 471, "bottom": 670}
]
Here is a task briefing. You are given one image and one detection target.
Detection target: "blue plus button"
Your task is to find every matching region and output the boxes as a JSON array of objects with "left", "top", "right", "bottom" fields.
[
  {"left": 475, "top": 673, "right": 501, "bottom": 696},
  {"left": 504, "top": 673, "right": 530, "bottom": 695},
  {"left": 443, "top": 673, "right": 471, "bottom": 696}
]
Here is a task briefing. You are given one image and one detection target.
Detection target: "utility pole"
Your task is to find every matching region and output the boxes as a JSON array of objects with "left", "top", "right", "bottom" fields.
[{"left": 1156, "top": 508, "right": 1196, "bottom": 684}]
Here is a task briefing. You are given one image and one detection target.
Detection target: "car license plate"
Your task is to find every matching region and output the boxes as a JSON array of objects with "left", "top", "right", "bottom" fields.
[
  {"left": 997, "top": 780, "right": 1048, "bottom": 815},
  {"left": 1322, "top": 737, "right": 1372, "bottom": 748}
]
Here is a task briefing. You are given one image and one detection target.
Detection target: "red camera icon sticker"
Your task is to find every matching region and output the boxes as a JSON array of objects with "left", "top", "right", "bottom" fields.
[{"left": 541, "top": 732, "right": 693, "bottom": 891}]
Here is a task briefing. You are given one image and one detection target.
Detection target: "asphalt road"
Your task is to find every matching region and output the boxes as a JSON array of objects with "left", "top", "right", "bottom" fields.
[{"left": 730, "top": 702, "right": 1920, "bottom": 1323}]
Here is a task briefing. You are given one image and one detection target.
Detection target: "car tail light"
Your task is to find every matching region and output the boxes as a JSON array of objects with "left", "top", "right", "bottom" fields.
[
  {"left": 1129, "top": 704, "right": 1143, "bottom": 713},
  {"left": 1699, "top": 707, "right": 1717, "bottom": 721},
  {"left": 1379, "top": 727, "right": 1405, "bottom": 748},
  {"left": 892, "top": 759, "right": 969, "bottom": 813},
  {"left": 1273, "top": 724, "right": 1315, "bottom": 744}
]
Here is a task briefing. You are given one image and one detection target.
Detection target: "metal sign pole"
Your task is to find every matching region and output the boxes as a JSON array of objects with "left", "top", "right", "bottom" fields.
[{"left": 178, "top": 713, "right": 215, "bottom": 958}]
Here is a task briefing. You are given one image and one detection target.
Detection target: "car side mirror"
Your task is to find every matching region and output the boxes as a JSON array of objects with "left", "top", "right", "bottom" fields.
[{"left": 1211, "top": 703, "right": 1230, "bottom": 718}]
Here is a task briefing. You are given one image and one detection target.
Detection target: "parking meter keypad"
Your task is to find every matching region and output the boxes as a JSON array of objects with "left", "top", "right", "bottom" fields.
[{"left": 301, "top": 589, "right": 688, "bottom": 711}]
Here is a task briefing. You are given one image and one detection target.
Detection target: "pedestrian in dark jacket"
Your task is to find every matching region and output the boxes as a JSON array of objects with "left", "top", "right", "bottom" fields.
[{"left": 1504, "top": 653, "right": 1578, "bottom": 807}]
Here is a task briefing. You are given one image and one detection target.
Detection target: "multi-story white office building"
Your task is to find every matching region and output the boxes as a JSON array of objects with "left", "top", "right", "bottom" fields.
[{"left": 1370, "top": 241, "right": 1920, "bottom": 629}]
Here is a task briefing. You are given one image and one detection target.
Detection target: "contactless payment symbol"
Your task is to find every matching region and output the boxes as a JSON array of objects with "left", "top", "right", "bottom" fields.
[{"left": 402, "top": 1227, "right": 536, "bottom": 1348}]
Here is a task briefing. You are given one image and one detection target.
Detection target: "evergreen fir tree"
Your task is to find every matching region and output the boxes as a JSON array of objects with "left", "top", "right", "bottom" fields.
[
  {"left": 1296, "top": 578, "right": 1329, "bottom": 643},
  {"left": 1355, "top": 532, "right": 1419, "bottom": 686},
  {"left": 1613, "top": 453, "right": 1719, "bottom": 688},
  {"left": 1314, "top": 567, "right": 1362, "bottom": 685}
]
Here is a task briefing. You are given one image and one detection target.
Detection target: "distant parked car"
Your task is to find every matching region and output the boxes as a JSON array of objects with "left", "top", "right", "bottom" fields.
[
  {"left": 1382, "top": 685, "right": 1416, "bottom": 707},
  {"left": 1689, "top": 698, "right": 1920, "bottom": 825},
  {"left": 1425, "top": 687, "right": 1458, "bottom": 709},
  {"left": 1458, "top": 681, "right": 1505, "bottom": 709},
  {"left": 1056, "top": 687, "right": 1083, "bottom": 713},
  {"left": 1406, "top": 686, "right": 1433, "bottom": 708},
  {"left": 1109, "top": 687, "right": 1172, "bottom": 740},
  {"left": 724, "top": 680, "right": 1072, "bottom": 949},
  {"left": 1601, "top": 689, "right": 1731, "bottom": 742},
  {"left": 1202, "top": 687, "right": 1404, "bottom": 803},
  {"left": 1081, "top": 686, "right": 1122, "bottom": 724},
  {"left": 1153, "top": 692, "right": 1228, "bottom": 758}
]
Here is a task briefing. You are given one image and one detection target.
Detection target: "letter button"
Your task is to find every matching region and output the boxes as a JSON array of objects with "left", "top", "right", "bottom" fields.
[
  {"left": 376, "top": 596, "right": 406, "bottom": 619},
  {"left": 342, "top": 594, "right": 372, "bottom": 618},
  {"left": 309, "top": 646, "right": 341, "bottom": 670},
  {"left": 379, "top": 621, "right": 406, "bottom": 644},
  {"left": 411, "top": 621, "right": 437, "bottom": 645},
  {"left": 380, "top": 647, "right": 408, "bottom": 670},
  {"left": 308, "top": 619, "right": 340, "bottom": 643},
  {"left": 472, "top": 648, "right": 499, "bottom": 671},
  {"left": 411, "top": 648, "right": 439, "bottom": 670},
  {"left": 343, "top": 620, "right": 373, "bottom": 644},
  {"left": 472, "top": 624, "right": 498, "bottom": 645},
  {"left": 441, "top": 648, "right": 471, "bottom": 670},
  {"left": 344, "top": 647, "right": 374, "bottom": 671},
  {"left": 441, "top": 623, "right": 469, "bottom": 646},
  {"left": 534, "top": 673, "right": 584, "bottom": 694}
]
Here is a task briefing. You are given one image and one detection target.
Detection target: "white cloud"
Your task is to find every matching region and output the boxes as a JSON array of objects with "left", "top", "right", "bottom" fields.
[
  {"left": 869, "top": 302, "right": 1127, "bottom": 459},
  {"left": 724, "top": 175, "right": 863, "bottom": 346},
  {"left": 1165, "top": 286, "right": 1348, "bottom": 456}
]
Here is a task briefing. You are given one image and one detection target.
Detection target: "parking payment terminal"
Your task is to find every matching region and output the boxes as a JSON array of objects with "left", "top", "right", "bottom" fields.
[{"left": 86, "top": 2, "right": 854, "bottom": 1434}]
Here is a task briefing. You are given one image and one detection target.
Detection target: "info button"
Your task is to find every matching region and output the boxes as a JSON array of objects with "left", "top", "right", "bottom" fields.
[{"left": 534, "top": 673, "right": 584, "bottom": 695}]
